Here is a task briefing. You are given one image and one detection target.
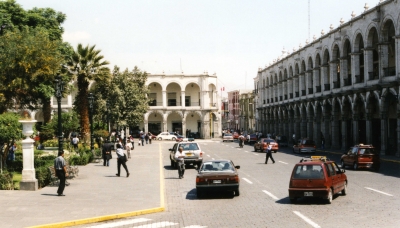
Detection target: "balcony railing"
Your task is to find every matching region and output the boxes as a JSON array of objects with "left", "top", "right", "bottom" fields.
[
  {"left": 383, "top": 67, "right": 396, "bottom": 77},
  {"left": 344, "top": 77, "right": 352, "bottom": 86},
  {"left": 368, "top": 72, "right": 379, "bottom": 80},
  {"left": 355, "top": 74, "right": 364, "bottom": 83},
  {"left": 333, "top": 81, "right": 340, "bottom": 89}
]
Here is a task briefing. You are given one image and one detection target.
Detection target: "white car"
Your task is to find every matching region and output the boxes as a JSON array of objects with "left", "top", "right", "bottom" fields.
[{"left": 156, "top": 132, "right": 177, "bottom": 140}]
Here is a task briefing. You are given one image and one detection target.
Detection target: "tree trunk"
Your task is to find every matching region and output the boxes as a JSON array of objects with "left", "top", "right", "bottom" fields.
[{"left": 77, "top": 76, "right": 90, "bottom": 142}]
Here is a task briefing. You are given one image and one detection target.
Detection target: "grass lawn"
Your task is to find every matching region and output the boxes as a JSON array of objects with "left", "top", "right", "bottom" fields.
[{"left": 12, "top": 172, "right": 22, "bottom": 190}]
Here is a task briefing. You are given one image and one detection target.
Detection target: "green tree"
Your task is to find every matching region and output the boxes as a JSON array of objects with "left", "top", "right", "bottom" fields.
[
  {"left": 65, "top": 44, "right": 110, "bottom": 141},
  {"left": 94, "top": 66, "right": 149, "bottom": 131},
  {"left": 0, "top": 112, "right": 22, "bottom": 170}
]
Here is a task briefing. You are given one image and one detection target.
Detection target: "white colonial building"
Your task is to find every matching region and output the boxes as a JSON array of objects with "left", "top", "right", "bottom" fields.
[
  {"left": 255, "top": 0, "right": 400, "bottom": 156},
  {"left": 143, "top": 73, "right": 221, "bottom": 139}
]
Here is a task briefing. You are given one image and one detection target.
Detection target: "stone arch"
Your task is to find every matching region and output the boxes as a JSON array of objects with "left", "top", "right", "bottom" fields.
[
  {"left": 295, "top": 63, "right": 300, "bottom": 75},
  {"left": 301, "top": 60, "right": 306, "bottom": 73},
  {"left": 322, "top": 48, "right": 331, "bottom": 90},
  {"left": 343, "top": 38, "right": 352, "bottom": 85},
  {"left": 147, "top": 81, "right": 164, "bottom": 91},
  {"left": 382, "top": 18, "right": 396, "bottom": 76},
  {"left": 332, "top": 44, "right": 341, "bottom": 88},
  {"left": 279, "top": 71, "right": 283, "bottom": 82},
  {"left": 289, "top": 65, "right": 293, "bottom": 77},
  {"left": 353, "top": 32, "right": 365, "bottom": 83},
  {"left": 284, "top": 68, "right": 288, "bottom": 80},
  {"left": 366, "top": 91, "right": 381, "bottom": 149}
]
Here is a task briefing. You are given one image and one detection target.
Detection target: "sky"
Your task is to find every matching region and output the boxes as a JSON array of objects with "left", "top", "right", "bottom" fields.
[{"left": 16, "top": 0, "right": 382, "bottom": 97}]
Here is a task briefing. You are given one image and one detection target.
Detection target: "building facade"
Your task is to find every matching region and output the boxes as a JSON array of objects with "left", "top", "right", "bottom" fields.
[
  {"left": 239, "top": 91, "right": 255, "bottom": 133},
  {"left": 145, "top": 73, "right": 221, "bottom": 139},
  {"left": 227, "top": 89, "right": 252, "bottom": 132},
  {"left": 255, "top": 0, "right": 400, "bottom": 156}
]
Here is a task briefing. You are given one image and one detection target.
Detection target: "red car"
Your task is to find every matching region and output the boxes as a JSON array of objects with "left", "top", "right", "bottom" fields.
[
  {"left": 341, "top": 144, "right": 380, "bottom": 171},
  {"left": 288, "top": 156, "right": 347, "bottom": 204},
  {"left": 233, "top": 132, "right": 239, "bottom": 140},
  {"left": 253, "top": 138, "right": 279, "bottom": 152}
]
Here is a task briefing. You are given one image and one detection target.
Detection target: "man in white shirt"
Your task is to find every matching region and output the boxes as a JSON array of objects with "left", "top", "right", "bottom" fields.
[
  {"left": 265, "top": 143, "right": 275, "bottom": 164},
  {"left": 175, "top": 147, "right": 185, "bottom": 179}
]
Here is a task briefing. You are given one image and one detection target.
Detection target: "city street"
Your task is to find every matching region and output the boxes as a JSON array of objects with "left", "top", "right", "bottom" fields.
[{"left": 84, "top": 140, "right": 400, "bottom": 228}]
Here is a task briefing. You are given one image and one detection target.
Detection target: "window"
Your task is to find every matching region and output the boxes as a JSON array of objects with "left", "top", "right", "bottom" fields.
[
  {"left": 168, "top": 92, "right": 176, "bottom": 106},
  {"left": 181, "top": 143, "right": 199, "bottom": 150},
  {"left": 149, "top": 93, "right": 157, "bottom": 106},
  {"left": 185, "top": 96, "right": 191, "bottom": 106},
  {"left": 293, "top": 165, "right": 324, "bottom": 179},
  {"left": 325, "top": 163, "right": 336, "bottom": 177}
]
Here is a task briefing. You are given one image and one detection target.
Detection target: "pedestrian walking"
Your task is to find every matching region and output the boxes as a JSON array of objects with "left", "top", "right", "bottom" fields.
[
  {"left": 175, "top": 147, "right": 185, "bottom": 179},
  {"left": 321, "top": 137, "right": 325, "bottom": 149},
  {"left": 102, "top": 141, "right": 113, "bottom": 166},
  {"left": 54, "top": 151, "right": 68, "bottom": 196},
  {"left": 145, "top": 133, "right": 149, "bottom": 144},
  {"left": 148, "top": 132, "right": 152, "bottom": 144},
  {"left": 125, "top": 139, "right": 133, "bottom": 159},
  {"left": 292, "top": 133, "right": 296, "bottom": 145},
  {"left": 265, "top": 143, "right": 275, "bottom": 164},
  {"left": 115, "top": 144, "right": 129, "bottom": 177},
  {"left": 72, "top": 135, "right": 79, "bottom": 151},
  {"left": 140, "top": 133, "right": 145, "bottom": 146}
]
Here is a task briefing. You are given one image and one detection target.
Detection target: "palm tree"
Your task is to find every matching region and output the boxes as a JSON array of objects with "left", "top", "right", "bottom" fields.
[{"left": 66, "top": 44, "right": 110, "bottom": 141}]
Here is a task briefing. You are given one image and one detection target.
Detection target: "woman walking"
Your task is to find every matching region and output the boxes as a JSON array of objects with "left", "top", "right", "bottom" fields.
[{"left": 115, "top": 144, "right": 129, "bottom": 177}]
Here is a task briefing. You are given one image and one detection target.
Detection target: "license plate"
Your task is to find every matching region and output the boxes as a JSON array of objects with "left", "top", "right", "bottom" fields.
[
  {"left": 213, "top": 180, "right": 221, "bottom": 184},
  {"left": 304, "top": 192, "right": 313, "bottom": 196},
  {"left": 186, "top": 153, "right": 192, "bottom": 156}
]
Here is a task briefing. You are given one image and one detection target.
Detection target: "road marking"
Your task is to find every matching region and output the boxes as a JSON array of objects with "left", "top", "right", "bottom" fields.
[
  {"left": 212, "top": 158, "right": 215, "bottom": 160},
  {"left": 253, "top": 153, "right": 259, "bottom": 156},
  {"left": 206, "top": 155, "right": 210, "bottom": 157},
  {"left": 278, "top": 161, "right": 288, "bottom": 164},
  {"left": 365, "top": 187, "right": 393, "bottom": 196},
  {"left": 87, "top": 218, "right": 152, "bottom": 228},
  {"left": 135, "top": 221, "right": 179, "bottom": 228},
  {"left": 242, "top": 178, "right": 253, "bottom": 184},
  {"left": 293, "top": 211, "right": 321, "bottom": 228},
  {"left": 262, "top": 190, "right": 279, "bottom": 200},
  {"left": 237, "top": 149, "right": 241, "bottom": 150},
  {"left": 244, "top": 151, "right": 249, "bottom": 153},
  {"left": 184, "top": 226, "right": 208, "bottom": 228}
]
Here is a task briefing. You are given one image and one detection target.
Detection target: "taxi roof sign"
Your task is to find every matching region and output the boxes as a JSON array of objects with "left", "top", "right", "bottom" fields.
[
  {"left": 311, "top": 156, "right": 327, "bottom": 160},
  {"left": 300, "top": 156, "right": 329, "bottom": 163}
]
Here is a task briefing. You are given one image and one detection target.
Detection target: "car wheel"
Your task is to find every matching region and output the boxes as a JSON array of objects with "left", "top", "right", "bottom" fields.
[
  {"left": 158, "top": 137, "right": 162, "bottom": 141},
  {"left": 326, "top": 188, "right": 333, "bottom": 204},
  {"left": 353, "top": 162, "right": 358, "bottom": 170},
  {"left": 289, "top": 198, "right": 297, "bottom": 203},
  {"left": 340, "top": 160, "right": 346, "bottom": 169},
  {"left": 341, "top": 182, "right": 347, "bottom": 195},
  {"left": 234, "top": 188, "right": 240, "bottom": 196},
  {"left": 171, "top": 137, "right": 176, "bottom": 141}
]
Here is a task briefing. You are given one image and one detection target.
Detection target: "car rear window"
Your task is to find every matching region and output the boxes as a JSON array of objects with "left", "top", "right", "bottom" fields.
[
  {"left": 224, "top": 134, "right": 232, "bottom": 136},
  {"left": 292, "top": 164, "right": 324, "bottom": 179},
  {"left": 262, "top": 139, "right": 275, "bottom": 143},
  {"left": 201, "top": 161, "right": 233, "bottom": 171},
  {"left": 359, "top": 148, "right": 376, "bottom": 155},
  {"left": 302, "top": 140, "right": 315, "bottom": 145},
  {"left": 180, "top": 143, "right": 199, "bottom": 150}
]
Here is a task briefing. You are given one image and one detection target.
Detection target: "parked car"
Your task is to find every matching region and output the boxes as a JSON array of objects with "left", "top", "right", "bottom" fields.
[
  {"left": 253, "top": 138, "right": 279, "bottom": 152},
  {"left": 233, "top": 132, "right": 239, "bottom": 140},
  {"left": 222, "top": 133, "right": 234, "bottom": 142},
  {"left": 169, "top": 142, "right": 204, "bottom": 168},
  {"left": 277, "top": 135, "right": 288, "bottom": 147},
  {"left": 245, "top": 134, "right": 258, "bottom": 144},
  {"left": 175, "top": 134, "right": 189, "bottom": 142},
  {"left": 341, "top": 144, "right": 380, "bottom": 171},
  {"left": 293, "top": 139, "right": 316, "bottom": 153},
  {"left": 288, "top": 156, "right": 347, "bottom": 204},
  {"left": 196, "top": 159, "right": 240, "bottom": 197},
  {"left": 156, "top": 132, "right": 177, "bottom": 141}
]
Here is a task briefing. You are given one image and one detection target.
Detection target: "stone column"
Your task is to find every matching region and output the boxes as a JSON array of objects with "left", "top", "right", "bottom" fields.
[
  {"left": 301, "top": 117, "right": 307, "bottom": 138},
  {"left": 300, "top": 73, "right": 305, "bottom": 96},
  {"left": 313, "top": 68, "right": 320, "bottom": 92},
  {"left": 340, "top": 59, "right": 347, "bottom": 86},
  {"left": 144, "top": 120, "right": 148, "bottom": 133},
  {"left": 19, "top": 120, "right": 38, "bottom": 191},
  {"left": 323, "top": 116, "right": 331, "bottom": 148},
  {"left": 203, "top": 121, "right": 210, "bottom": 139},
  {"left": 396, "top": 36, "right": 400, "bottom": 80},
  {"left": 182, "top": 118, "right": 186, "bottom": 138},
  {"left": 288, "top": 119, "right": 293, "bottom": 141},
  {"left": 314, "top": 119, "right": 321, "bottom": 148},
  {"left": 397, "top": 112, "right": 400, "bottom": 157},
  {"left": 379, "top": 44, "right": 389, "bottom": 78},
  {"left": 163, "top": 117, "right": 167, "bottom": 132},
  {"left": 330, "top": 62, "right": 337, "bottom": 89},
  {"left": 364, "top": 49, "right": 373, "bottom": 81},
  {"left": 341, "top": 119, "right": 348, "bottom": 150},
  {"left": 307, "top": 117, "right": 313, "bottom": 140},
  {"left": 380, "top": 112, "right": 388, "bottom": 155},
  {"left": 295, "top": 116, "right": 300, "bottom": 141},
  {"left": 162, "top": 90, "right": 167, "bottom": 107},
  {"left": 366, "top": 113, "right": 372, "bottom": 144},
  {"left": 321, "top": 65, "right": 328, "bottom": 90},
  {"left": 351, "top": 53, "right": 360, "bottom": 82},
  {"left": 331, "top": 115, "right": 340, "bottom": 149},
  {"left": 353, "top": 114, "right": 359, "bottom": 145},
  {"left": 181, "top": 91, "right": 185, "bottom": 107}
]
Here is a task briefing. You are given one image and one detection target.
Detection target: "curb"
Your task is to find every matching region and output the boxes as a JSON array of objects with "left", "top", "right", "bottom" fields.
[{"left": 29, "top": 144, "right": 166, "bottom": 228}]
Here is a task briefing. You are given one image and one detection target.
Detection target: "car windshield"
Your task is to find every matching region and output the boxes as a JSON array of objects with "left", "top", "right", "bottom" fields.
[
  {"left": 201, "top": 161, "right": 234, "bottom": 172},
  {"left": 292, "top": 164, "right": 324, "bottom": 179},
  {"left": 180, "top": 143, "right": 199, "bottom": 150},
  {"left": 262, "top": 139, "right": 275, "bottom": 143},
  {"left": 359, "top": 148, "right": 376, "bottom": 155}
]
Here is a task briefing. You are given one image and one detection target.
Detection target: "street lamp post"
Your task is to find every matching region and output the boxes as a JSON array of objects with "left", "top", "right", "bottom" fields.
[
  {"left": 88, "top": 93, "right": 94, "bottom": 153},
  {"left": 54, "top": 75, "right": 64, "bottom": 155}
]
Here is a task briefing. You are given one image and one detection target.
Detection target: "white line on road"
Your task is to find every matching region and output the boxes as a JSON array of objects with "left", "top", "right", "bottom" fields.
[
  {"left": 262, "top": 190, "right": 279, "bottom": 200},
  {"left": 135, "top": 221, "right": 179, "bottom": 228},
  {"left": 278, "top": 161, "right": 288, "bottom": 164},
  {"left": 87, "top": 218, "right": 152, "bottom": 228},
  {"left": 253, "top": 153, "right": 259, "bottom": 156},
  {"left": 242, "top": 178, "right": 253, "bottom": 184},
  {"left": 293, "top": 211, "right": 321, "bottom": 228},
  {"left": 365, "top": 187, "right": 393, "bottom": 196},
  {"left": 184, "top": 226, "right": 208, "bottom": 228},
  {"left": 244, "top": 151, "right": 249, "bottom": 153},
  {"left": 206, "top": 155, "right": 210, "bottom": 157},
  {"left": 212, "top": 158, "right": 215, "bottom": 160}
]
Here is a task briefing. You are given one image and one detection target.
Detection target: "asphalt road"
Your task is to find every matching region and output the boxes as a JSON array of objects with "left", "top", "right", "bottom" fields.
[{"left": 83, "top": 140, "right": 400, "bottom": 228}]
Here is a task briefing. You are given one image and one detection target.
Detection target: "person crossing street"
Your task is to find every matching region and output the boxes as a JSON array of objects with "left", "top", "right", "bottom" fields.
[
  {"left": 265, "top": 142, "right": 275, "bottom": 164},
  {"left": 175, "top": 147, "right": 185, "bottom": 179}
]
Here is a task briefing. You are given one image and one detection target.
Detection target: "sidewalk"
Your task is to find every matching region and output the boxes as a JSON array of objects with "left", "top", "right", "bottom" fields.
[{"left": 0, "top": 142, "right": 164, "bottom": 228}]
